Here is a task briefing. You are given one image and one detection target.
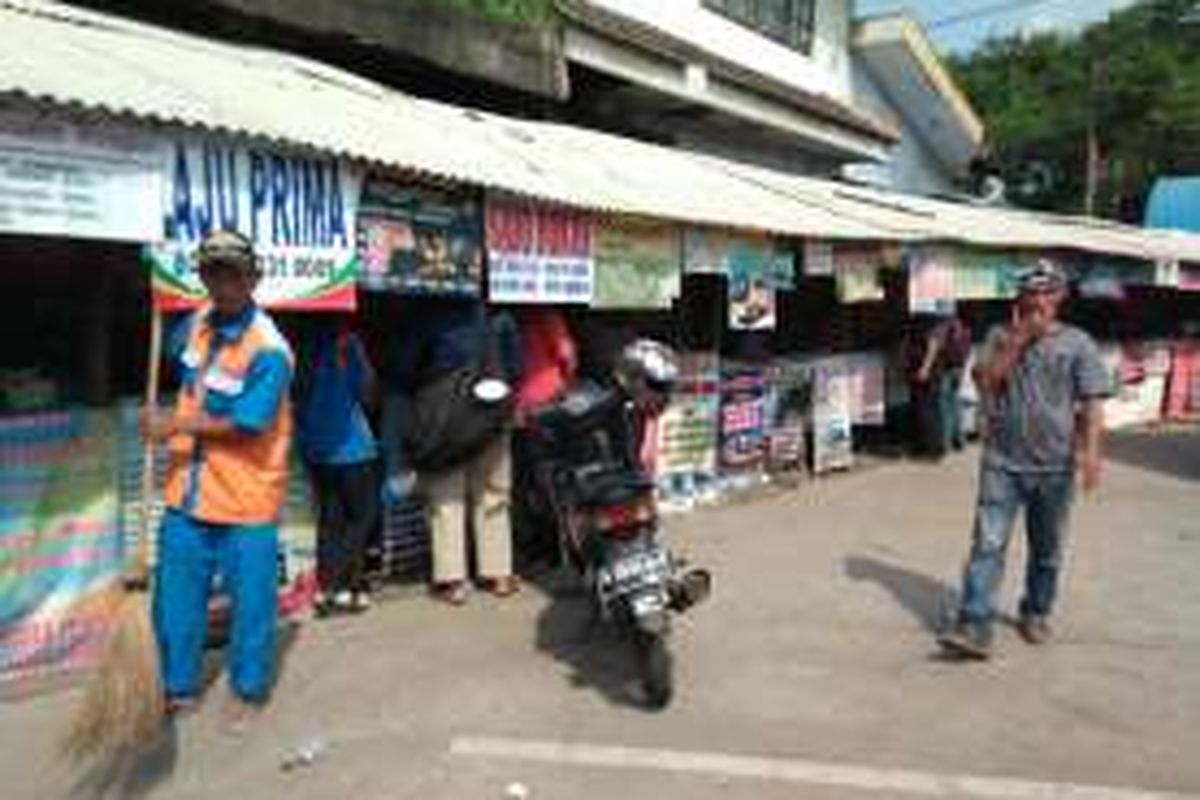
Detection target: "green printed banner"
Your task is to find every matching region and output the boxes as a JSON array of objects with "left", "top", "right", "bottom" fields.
[{"left": 592, "top": 218, "right": 682, "bottom": 309}]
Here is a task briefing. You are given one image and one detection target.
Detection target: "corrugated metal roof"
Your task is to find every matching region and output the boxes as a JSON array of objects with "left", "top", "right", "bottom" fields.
[{"left": 1, "top": 0, "right": 1198, "bottom": 264}]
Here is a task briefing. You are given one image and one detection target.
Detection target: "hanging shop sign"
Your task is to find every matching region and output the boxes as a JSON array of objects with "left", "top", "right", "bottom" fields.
[
  {"left": 803, "top": 239, "right": 834, "bottom": 276},
  {"left": 486, "top": 197, "right": 594, "bottom": 304},
  {"left": 684, "top": 228, "right": 794, "bottom": 288},
  {"left": 951, "top": 248, "right": 1020, "bottom": 300},
  {"left": 728, "top": 245, "right": 781, "bottom": 331},
  {"left": 833, "top": 244, "right": 886, "bottom": 304},
  {"left": 592, "top": 218, "right": 682, "bottom": 309},
  {"left": 684, "top": 229, "right": 792, "bottom": 331},
  {"left": 1076, "top": 262, "right": 1127, "bottom": 300},
  {"left": 1155, "top": 260, "right": 1181, "bottom": 289},
  {"left": 148, "top": 138, "right": 362, "bottom": 310},
  {"left": 0, "top": 110, "right": 163, "bottom": 242},
  {"left": 907, "top": 247, "right": 956, "bottom": 315},
  {"left": 357, "top": 178, "right": 483, "bottom": 297},
  {"left": 0, "top": 408, "right": 123, "bottom": 693},
  {"left": 718, "top": 364, "right": 767, "bottom": 473},
  {"left": 811, "top": 360, "right": 855, "bottom": 474}
]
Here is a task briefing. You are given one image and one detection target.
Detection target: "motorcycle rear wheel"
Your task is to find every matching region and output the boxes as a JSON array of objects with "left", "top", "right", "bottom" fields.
[{"left": 634, "top": 630, "right": 673, "bottom": 710}]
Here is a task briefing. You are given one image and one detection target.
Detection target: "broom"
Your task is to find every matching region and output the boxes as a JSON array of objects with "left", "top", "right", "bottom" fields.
[{"left": 63, "top": 304, "right": 166, "bottom": 762}]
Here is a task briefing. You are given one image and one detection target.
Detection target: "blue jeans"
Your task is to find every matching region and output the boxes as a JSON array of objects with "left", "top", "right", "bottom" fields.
[
  {"left": 939, "top": 369, "right": 964, "bottom": 450},
  {"left": 959, "top": 466, "right": 1075, "bottom": 639},
  {"left": 152, "top": 510, "right": 279, "bottom": 702}
]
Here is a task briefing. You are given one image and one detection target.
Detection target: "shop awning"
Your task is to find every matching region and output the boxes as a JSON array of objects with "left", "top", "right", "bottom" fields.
[{"left": 1, "top": 0, "right": 1198, "bottom": 264}]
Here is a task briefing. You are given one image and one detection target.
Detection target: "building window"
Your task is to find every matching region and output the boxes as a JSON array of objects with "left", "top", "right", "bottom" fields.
[{"left": 702, "top": 0, "right": 816, "bottom": 54}]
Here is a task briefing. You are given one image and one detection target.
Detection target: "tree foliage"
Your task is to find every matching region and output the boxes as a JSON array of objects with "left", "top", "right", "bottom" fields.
[{"left": 949, "top": 0, "right": 1200, "bottom": 221}]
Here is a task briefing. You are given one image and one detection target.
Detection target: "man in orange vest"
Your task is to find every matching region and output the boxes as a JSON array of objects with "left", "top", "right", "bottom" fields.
[{"left": 143, "top": 230, "right": 293, "bottom": 723}]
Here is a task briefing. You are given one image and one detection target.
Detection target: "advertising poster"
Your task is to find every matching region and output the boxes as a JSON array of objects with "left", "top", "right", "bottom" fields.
[
  {"left": 812, "top": 361, "right": 855, "bottom": 474},
  {"left": 907, "top": 247, "right": 957, "bottom": 315},
  {"left": 148, "top": 138, "right": 362, "bottom": 311},
  {"left": 486, "top": 197, "right": 594, "bottom": 304},
  {"left": 684, "top": 228, "right": 792, "bottom": 330},
  {"left": 718, "top": 364, "right": 767, "bottom": 474},
  {"left": 357, "top": 178, "right": 483, "bottom": 296},
  {"left": 832, "top": 353, "right": 887, "bottom": 426},
  {"left": 0, "top": 408, "right": 123, "bottom": 694},
  {"left": 592, "top": 218, "right": 681, "bottom": 309},
  {"left": 0, "top": 110, "right": 164, "bottom": 243},
  {"left": 655, "top": 354, "right": 720, "bottom": 474},
  {"left": 727, "top": 245, "right": 780, "bottom": 331},
  {"left": 765, "top": 360, "right": 811, "bottom": 474},
  {"left": 1102, "top": 342, "right": 1169, "bottom": 429},
  {"left": 1165, "top": 340, "right": 1199, "bottom": 421}
]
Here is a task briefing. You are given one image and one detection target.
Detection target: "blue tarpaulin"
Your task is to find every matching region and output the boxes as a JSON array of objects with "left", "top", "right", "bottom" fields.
[{"left": 1146, "top": 177, "right": 1200, "bottom": 233}]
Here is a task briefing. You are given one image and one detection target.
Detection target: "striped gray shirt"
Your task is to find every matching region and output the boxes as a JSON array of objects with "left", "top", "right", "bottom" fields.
[{"left": 980, "top": 324, "right": 1113, "bottom": 473}]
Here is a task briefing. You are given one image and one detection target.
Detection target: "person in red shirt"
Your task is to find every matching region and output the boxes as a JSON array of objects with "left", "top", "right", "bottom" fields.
[{"left": 511, "top": 309, "right": 578, "bottom": 571}]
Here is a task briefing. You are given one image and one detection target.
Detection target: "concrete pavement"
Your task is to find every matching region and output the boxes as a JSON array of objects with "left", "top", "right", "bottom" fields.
[{"left": 4, "top": 431, "right": 1199, "bottom": 799}]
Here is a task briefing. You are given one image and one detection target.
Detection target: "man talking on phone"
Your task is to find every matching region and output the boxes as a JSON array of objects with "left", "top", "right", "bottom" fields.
[{"left": 938, "top": 260, "right": 1112, "bottom": 660}]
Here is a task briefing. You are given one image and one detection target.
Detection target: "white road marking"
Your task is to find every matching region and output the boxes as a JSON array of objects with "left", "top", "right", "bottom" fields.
[{"left": 451, "top": 736, "right": 1199, "bottom": 800}]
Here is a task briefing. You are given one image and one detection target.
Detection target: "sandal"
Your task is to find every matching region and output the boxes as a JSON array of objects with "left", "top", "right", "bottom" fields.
[
  {"left": 486, "top": 576, "right": 520, "bottom": 598},
  {"left": 432, "top": 582, "right": 468, "bottom": 606}
]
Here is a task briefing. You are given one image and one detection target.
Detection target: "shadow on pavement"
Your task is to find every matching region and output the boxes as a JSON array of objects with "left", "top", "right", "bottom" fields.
[
  {"left": 845, "top": 555, "right": 955, "bottom": 633},
  {"left": 529, "top": 570, "right": 648, "bottom": 711},
  {"left": 67, "top": 722, "right": 178, "bottom": 800},
  {"left": 1105, "top": 429, "right": 1200, "bottom": 483}
]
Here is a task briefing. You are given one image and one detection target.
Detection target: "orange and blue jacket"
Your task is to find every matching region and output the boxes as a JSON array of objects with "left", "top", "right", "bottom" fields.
[{"left": 163, "top": 303, "right": 293, "bottom": 525}]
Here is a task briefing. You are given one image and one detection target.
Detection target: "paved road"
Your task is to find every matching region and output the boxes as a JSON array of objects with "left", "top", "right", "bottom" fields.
[{"left": 5, "top": 431, "right": 1199, "bottom": 799}]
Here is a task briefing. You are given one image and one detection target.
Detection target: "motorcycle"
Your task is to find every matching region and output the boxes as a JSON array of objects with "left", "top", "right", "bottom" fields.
[{"left": 528, "top": 381, "right": 710, "bottom": 710}]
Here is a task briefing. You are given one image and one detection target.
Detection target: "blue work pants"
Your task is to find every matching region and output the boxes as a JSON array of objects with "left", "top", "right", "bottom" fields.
[{"left": 152, "top": 509, "right": 279, "bottom": 702}]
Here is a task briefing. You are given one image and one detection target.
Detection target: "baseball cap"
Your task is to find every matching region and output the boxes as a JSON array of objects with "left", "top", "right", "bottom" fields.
[
  {"left": 197, "top": 230, "right": 257, "bottom": 273},
  {"left": 1016, "top": 259, "right": 1067, "bottom": 293}
]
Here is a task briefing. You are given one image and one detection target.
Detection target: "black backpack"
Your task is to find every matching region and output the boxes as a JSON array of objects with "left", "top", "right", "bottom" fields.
[{"left": 402, "top": 313, "right": 514, "bottom": 473}]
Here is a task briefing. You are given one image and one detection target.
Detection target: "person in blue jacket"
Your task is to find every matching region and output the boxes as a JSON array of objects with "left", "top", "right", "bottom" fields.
[{"left": 294, "top": 315, "right": 379, "bottom": 615}]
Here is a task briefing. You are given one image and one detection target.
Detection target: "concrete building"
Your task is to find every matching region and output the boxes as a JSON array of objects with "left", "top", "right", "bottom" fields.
[
  {"left": 72, "top": 0, "right": 982, "bottom": 195},
  {"left": 847, "top": 12, "right": 986, "bottom": 197}
]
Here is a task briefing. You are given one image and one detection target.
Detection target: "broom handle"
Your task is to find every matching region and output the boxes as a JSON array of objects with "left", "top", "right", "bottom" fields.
[{"left": 135, "top": 304, "right": 164, "bottom": 583}]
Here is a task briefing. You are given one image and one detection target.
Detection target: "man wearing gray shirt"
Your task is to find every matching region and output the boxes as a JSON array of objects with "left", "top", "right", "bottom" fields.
[{"left": 938, "top": 260, "right": 1112, "bottom": 659}]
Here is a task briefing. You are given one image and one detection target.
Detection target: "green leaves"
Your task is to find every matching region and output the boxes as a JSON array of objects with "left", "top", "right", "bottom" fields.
[{"left": 951, "top": 0, "right": 1200, "bottom": 220}]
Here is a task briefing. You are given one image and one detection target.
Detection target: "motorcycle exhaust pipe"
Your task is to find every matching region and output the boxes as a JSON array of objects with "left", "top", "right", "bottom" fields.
[{"left": 669, "top": 569, "right": 712, "bottom": 613}]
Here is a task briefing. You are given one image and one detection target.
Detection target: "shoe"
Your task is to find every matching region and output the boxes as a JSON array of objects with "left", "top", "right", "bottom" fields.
[
  {"left": 432, "top": 581, "right": 468, "bottom": 606},
  {"left": 485, "top": 576, "right": 520, "bottom": 598},
  {"left": 350, "top": 591, "right": 372, "bottom": 612},
  {"left": 937, "top": 622, "right": 992, "bottom": 660},
  {"left": 1017, "top": 615, "right": 1052, "bottom": 645},
  {"left": 315, "top": 590, "right": 354, "bottom": 617},
  {"left": 164, "top": 696, "right": 198, "bottom": 718},
  {"left": 221, "top": 695, "right": 263, "bottom": 736}
]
